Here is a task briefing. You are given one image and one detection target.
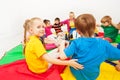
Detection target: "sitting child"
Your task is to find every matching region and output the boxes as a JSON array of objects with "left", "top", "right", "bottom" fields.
[
  {"left": 52, "top": 17, "right": 63, "bottom": 34},
  {"left": 61, "top": 12, "right": 76, "bottom": 34},
  {"left": 99, "top": 16, "right": 120, "bottom": 42},
  {"left": 43, "top": 19, "right": 58, "bottom": 50},
  {"left": 44, "top": 19, "right": 54, "bottom": 37},
  {"left": 23, "top": 17, "right": 83, "bottom": 76},
  {"left": 59, "top": 14, "right": 120, "bottom": 80}
]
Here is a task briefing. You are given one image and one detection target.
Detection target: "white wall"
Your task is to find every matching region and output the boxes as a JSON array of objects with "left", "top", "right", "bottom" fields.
[{"left": 0, "top": 0, "right": 120, "bottom": 58}]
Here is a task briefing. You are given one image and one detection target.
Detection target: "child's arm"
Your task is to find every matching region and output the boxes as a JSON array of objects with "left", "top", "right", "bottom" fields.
[
  {"left": 42, "top": 53, "right": 84, "bottom": 70},
  {"left": 111, "top": 22, "right": 120, "bottom": 29},
  {"left": 58, "top": 40, "right": 69, "bottom": 59},
  {"left": 96, "top": 24, "right": 101, "bottom": 27},
  {"left": 44, "top": 38, "right": 56, "bottom": 44},
  {"left": 117, "top": 23, "right": 120, "bottom": 29}
]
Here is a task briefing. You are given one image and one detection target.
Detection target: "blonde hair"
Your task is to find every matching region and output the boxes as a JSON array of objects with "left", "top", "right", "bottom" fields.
[
  {"left": 101, "top": 16, "right": 112, "bottom": 24},
  {"left": 75, "top": 14, "right": 96, "bottom": 37},
  {"left": 23, "top": 17, "right": 42, "bottom": 53}
]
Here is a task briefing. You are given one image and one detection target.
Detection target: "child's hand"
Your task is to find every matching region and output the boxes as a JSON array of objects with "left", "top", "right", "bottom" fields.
[
  {"left": 117, "top": 23, "right": 120, "bottom": 29},
  {"left": 96, "top": 24, "right": 100, "bottom": 27},
  {"left": 68, "top": 59, "right": 84, "bottom": 70}
]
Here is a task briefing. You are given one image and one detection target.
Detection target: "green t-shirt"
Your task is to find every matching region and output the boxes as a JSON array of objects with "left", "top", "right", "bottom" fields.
[{"left": 101, "top": 25, "right": 118, "bottom": 42}]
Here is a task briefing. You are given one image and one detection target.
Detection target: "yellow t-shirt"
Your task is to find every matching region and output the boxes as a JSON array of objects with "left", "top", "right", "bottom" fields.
[
  {"left": 70, "top": 21, "right": 75, "bottom": 28},
  {"left": 25, "top": 36, "right": 48, "bottom": 74}
]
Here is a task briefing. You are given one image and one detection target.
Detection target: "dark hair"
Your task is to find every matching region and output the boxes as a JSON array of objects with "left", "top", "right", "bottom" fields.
[
  {"left": 69, "top": 11, "right": 74, "bottom": 14},
  {"left": 55, "top": 17, "right": 60, "bottom": 22},
  {"left": 101, "top": 16, "right": 112, "bottom": 24},
  {"left": 43, "top": 19, "right": 50, "bottom": 25},
  {"left": 75, "top": 14, "right": 96, "bottom": 37}
]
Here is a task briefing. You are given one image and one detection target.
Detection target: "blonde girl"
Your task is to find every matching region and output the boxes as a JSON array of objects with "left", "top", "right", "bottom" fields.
[{"left": 23, "top": 17, "right": 83, "bottom": 74}]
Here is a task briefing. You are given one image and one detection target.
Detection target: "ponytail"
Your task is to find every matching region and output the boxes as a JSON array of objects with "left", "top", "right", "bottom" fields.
[
  {"left": 23, "top": 17, "right": 42, "bottom": 54},
  {"left": 23, "top": 19, "right": 30, "bottom": 54}
]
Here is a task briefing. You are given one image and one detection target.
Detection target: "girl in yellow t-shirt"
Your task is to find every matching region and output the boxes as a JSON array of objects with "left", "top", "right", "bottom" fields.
[{"left": 23, "top": 17, "right": 83, "bottom": 74}]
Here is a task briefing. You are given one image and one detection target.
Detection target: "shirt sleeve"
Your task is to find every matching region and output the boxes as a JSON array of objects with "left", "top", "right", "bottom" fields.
[
  {"left": 34, "top": 40, "right": 46, "bottom": 58},
  {"left": 106, "top": 41, "right": 120, "bottom": 60},
  {"left": 61, "top": 19, "right": 67, "bottom": 24},
  {"left": 64, "top": 41, "right": 76, "bottom": 57}
]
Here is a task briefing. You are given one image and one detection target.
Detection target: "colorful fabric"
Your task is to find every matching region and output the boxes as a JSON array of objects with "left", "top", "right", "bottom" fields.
[
  {"left": 0, "top": 59, "right": 65, "bottom": 80},
  {"left": 64, "top": 38, "right": 120, "bottom": 80},
  {"left": 0, "top": 44, "right": 24, "bottom": 65},
  {"left": 61, "top": 62, "right": 120, "bottom": 80},
  {"left": 61, "top": 66, "right": 76, "bottom": 80},
  {"left": 97, "top": 62, "right": 120, "bottom": 80},
  {"left": 0, "top": 43, "right": 120, "bottom": 80},
  {"left": 25, "top": 36, "right": 48, "bottom": 74},
  {"left": 0, "top": 44, "right": 51, "bottom": 65},
  {"left": 101, "top": 25, "right": 118, "bottom": 42}
]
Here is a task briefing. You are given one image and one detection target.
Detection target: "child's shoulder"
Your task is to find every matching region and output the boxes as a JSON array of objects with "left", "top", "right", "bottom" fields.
[
  {"left": 73, "top": 37, "right": 107, "bottom": 43},
  {"left": 29, "top": 36, "right": 40, "bottom": 43},
  {"left": 72, "top": 38, "right": 108, "bottom": 47}
]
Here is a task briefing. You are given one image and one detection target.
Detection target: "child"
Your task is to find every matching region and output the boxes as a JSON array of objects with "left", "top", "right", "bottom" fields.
[
  {"left": 100, "top": 16, "right": 119, "bottom": 42},
  {"left": 52, "top": 17, "right": 63, "bottom": 34},
  {"left": 23, "top": 17, "right": 83, "bottom": 75},
  {"left": 61, "top": 12, "right": 76, "bottom": 33},
  {"left": 59, "top": 14, "right": 120, "bottom": 80},
  {"left": 43, "top": 19, "right": 53, "bottom": 37}
]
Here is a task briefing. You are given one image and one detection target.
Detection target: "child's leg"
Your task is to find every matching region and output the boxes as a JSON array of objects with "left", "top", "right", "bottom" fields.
[
  {"left": 105, "top": 60, "right": 120, "bottom": 71},
  {"left": 115, "top": 63, "right": 120, "bottom": 71},
  {"left": 61, "top": 66, "right": 76, "bottom": 80},
  {"left": 116, "top": 44, "right": 120, "bottom": 71},
  {"left": 105, "top": 60, "right": 117, "bottom": 66},
  {"left": 70, "top": 28, "right": 76, "bottom": 34}
]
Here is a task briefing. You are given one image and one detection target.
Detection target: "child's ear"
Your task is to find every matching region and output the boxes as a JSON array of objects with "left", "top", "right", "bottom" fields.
[{"left": 28, "top": 28, "right": 33, "bottom": 34}]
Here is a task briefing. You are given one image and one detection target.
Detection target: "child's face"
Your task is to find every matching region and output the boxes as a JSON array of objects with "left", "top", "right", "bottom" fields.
[
  {"left": 30, "top": 20, "right": 45, "bottom": 37},
  {"left": 69, "top": 13, "right": 74, "bottom": 20},
  {"left": 46, "top": 21, "right": 51, "bottom": 26},
  {"left": 55, "top": 20, "right": 60, "bottom": 24},
  {"left": 102, "top": 22, "right": 110, "bottom": 27}
]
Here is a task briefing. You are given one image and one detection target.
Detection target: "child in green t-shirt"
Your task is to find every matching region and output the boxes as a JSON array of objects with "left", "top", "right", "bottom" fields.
[{"left": 100, "top": 16, "right": 120, "bottom": 42}]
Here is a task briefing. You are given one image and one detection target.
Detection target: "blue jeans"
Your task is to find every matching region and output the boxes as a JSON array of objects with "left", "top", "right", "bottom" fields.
[{"left": 70, "top": 28, "right": 76, "bottom": 34}]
